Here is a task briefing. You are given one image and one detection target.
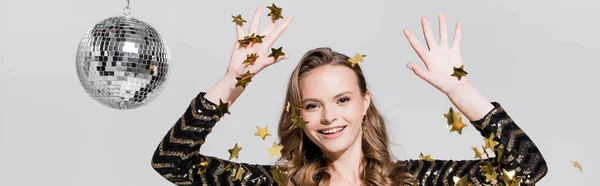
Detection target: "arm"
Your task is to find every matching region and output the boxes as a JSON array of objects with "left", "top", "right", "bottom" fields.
[
  {"left": 399, "top": 101, "right": 547, "bottom": 186},
  {"left": 151, "top": 5, "right": 294, "bottom": 185},
  {"left": 150, "top": 86, "right": 279, "bottom": 185},
  {"left": 401, "top": 14, "right": 547, "bottom": 185}
]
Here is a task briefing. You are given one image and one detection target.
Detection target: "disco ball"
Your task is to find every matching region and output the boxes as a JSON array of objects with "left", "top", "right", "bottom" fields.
[{"left": 76, "top": 16, "right": 170, "bottom": 110}]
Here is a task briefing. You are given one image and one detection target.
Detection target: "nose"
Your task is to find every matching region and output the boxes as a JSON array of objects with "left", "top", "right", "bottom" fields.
[{"left": 320, "top": 105, "right": 339, "bottom": 125}]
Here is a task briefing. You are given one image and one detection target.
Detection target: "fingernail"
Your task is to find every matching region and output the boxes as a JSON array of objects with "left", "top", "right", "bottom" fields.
[{"left": 406, "top": 64, "right": 412, "bottom": 70}]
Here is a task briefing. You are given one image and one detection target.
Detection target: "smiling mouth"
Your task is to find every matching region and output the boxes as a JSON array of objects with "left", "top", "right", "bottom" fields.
[{"left": 318, "top": 126, "right": 347, "bottom": 134}]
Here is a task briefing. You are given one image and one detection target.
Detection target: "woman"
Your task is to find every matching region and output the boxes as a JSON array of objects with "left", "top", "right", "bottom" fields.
[{"left": 151, "top": 5, "right": 548, "bottom": 186}]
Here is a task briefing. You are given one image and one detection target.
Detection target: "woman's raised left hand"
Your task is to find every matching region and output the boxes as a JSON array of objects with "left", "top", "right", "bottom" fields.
[{"left": 403, "top": 14, "right": 470, "bottom": 96}]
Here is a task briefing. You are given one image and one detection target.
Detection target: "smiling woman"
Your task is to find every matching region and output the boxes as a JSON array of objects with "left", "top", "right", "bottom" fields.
[{"left": 150, "top": 5, "right": 548, "bottom": 186}]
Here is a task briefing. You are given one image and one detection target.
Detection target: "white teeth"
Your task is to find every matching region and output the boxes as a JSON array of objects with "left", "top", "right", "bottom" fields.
[{"left": 321, "top": 127, "right": 344, "bottom": 134}]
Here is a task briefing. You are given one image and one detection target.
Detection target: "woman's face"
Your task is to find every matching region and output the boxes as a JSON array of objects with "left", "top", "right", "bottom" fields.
[{"left": 299, "top": 65, "right": 370, "bottom": 155}]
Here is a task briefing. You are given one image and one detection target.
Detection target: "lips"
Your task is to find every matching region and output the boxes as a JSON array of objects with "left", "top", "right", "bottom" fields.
[{"left": 318, "top": 126, "right": 347, "bottom": 134}]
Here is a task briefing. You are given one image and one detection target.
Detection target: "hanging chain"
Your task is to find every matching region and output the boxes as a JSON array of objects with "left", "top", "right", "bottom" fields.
[{"left": 123, "top": 0, "right": 131, "bottom": 16}]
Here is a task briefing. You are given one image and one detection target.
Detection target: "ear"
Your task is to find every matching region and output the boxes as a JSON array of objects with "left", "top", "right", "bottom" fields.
[{"left": 362, "top": 89, "right": 371, "bottom": 116}]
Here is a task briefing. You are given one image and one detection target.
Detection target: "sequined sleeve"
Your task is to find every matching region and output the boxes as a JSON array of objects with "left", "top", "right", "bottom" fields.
[
  {"left": 400, "top": 102, "right": 548, "bottom": 186},
  {"left": 151, "top": 92, "right": 281, "bottom": 186}
]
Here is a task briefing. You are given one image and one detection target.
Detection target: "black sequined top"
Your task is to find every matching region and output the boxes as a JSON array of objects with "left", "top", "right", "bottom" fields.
[{"left": 151, "top": 92, "right": 548, "bottom": 186}]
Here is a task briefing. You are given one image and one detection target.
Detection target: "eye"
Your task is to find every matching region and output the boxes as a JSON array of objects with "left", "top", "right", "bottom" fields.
[
  {"left": 305, "top": 103, "right": 318, "bottom": 110},
  {"left": 338, "top": 97, "right": 350, "bottom": 104}
]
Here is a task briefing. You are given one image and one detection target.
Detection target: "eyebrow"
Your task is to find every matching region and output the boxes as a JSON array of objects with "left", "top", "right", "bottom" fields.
[{"left": 301, "top": 91, "right": 353, "bottom": 104}]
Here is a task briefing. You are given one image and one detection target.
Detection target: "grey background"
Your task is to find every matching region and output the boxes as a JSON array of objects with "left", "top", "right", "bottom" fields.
[{"left": 0, "top": 0, "right": 596, "bottom": 185}]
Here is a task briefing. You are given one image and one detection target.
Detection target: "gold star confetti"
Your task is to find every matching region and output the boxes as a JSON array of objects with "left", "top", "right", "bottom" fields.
[
  {"left": 221, "top": 163, "right": 234, "bottom": 173},
  {"left": 266, "top": 3, "right": 283, "bottom": 22},
  {"left": 231, "top": 14, "right": 246, "bottom": 26},
  {"left": 287, "top": 103, "right": 308, "bottom": 129},
  {"left": 442, "top": 107, "right": 462, "bottom": 126},
  {"left": 228, "top": 143, "right": 242, "bottom": 160},
  {"left": 235, "top": 71, "right": 256, "bottom": 88},
  {"left": 268, "top": 47, "right": 285, "bottom": 61},
  {"left": 243, "top": 53, "right": 259, "bottom": 66},
  {"left": 253, "top": 34, "right": 265, "bottom": 43},
  {"left": 454, "top": 175, "right": 473, "bottom": 186},
  {"left": 479, "top": 162, "right": 498, "bottom": 184},
  {"left": 496, "top": 146, "right": 505, "bottom": 164},
  {"left": 285, "top": 101, "right": 291, "bottom": 112},
  {"left": 501, "top": 169, "right": 522, "bottom": 186},
  {"left": 451, "top": 64, "right": 468, "bottom": 80},
  {"left": 348, "top": 53, "right": 366, "bottom": 67},
  {"left": 233, "top": 164, "right": 246, "bottom": 181},
  {"left": 271, "top": 166, "right": 286, "bottom": 185},
  {"left": 449, "top": 115, "right": 467, "bottom": 135},
  {"left": 237, "top": 33, "right": 265, "bottom": 48},
  {"left": 254, "top": 126, "right": 272, "bottom": 141},
  {"left": 292, "top": 117, "right": 307, "bottom": 129},
  {"left": 481, "top": 145, "right": 490, "bottom": 159},
  {"left": 419, "top": 152, "right": 434, "bottom": 162},
  {"left": 472, "top": 147, "right": 483, "bottom": 160},
  {"left": 217, "top": 98, "right": 231, "bottom": 115},
  {"left": 483, "top": 134, "right": 499, "bottom": 152},
  {"left": 267, "top": 142, "right": 284, "bottom": 158},
  {"left": 571, "top": 160, "right": 583, "bottom": 173},
  {"left": 196, "top": 158, "right": 209, "bottom": 174}
]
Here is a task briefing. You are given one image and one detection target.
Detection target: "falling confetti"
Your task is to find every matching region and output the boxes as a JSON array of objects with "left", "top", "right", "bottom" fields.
[
  {"left": 451, "top": 64, "right": 468, "bottom": 80},
  {"left": 254, "top": 126, "right": 272, "bottom": 141},
  {"left": 232, "top": 14, "right": 247, "bottom": 26},
  {"left": 348, "top": 53, "right": 366, "bottom": 67},
  {"left": 228, "top": 143, "right": 242, "bottom": 160}
]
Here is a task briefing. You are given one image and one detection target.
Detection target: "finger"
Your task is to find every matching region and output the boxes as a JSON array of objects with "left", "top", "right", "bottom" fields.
[
  {"left": 248, "top": 5, "right": 263, "bottom": 35},
  {"left": 438, "top": 14, "right": 448, "bottom": 47},
  {"left": 452, "top": 21, "right": 462, "bottom": 50},
  {"left": 421, "top": 16, "right": 437, "bottom": 50},
  {"left": 406, "top": 62, "right": 430, "bottom": 81},
  {"left": 265, "top": 16, "right": 294, "bottom": 47},
  {"left": 236, "top": 19, "right": 245, "bottom": 40},
  {"left": 260, "top": 17, "right": 277, "bottom": 36},
  {"left": 403, "top": 29, "right": 428, "bottom": 59}
]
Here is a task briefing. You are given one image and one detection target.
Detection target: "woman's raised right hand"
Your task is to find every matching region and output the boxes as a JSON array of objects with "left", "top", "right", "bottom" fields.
[{"left": 225, "top": 5, "right": 294, "bottom": 79}]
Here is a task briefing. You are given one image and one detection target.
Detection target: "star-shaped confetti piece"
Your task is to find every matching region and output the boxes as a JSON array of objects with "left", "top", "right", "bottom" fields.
[
  {"left": 442, "top": 107, "right": 462, "bottom": 126},
  {"left": 444, "top": 109, "right": 467, "bottom": 135},
  {"left": 266, "top": 3, "right": 283, "bottom": 22},
  {"left": 235, "top": 71, "right": 256, "bottom": 88},
  {"left": 228, "top": 143, "right": 242, "bottom": 160},
  {"left": 217, "top": 98, "right": 231, "bottom": 115},
  {"left": 348, "top": 53, "right": 366, "bottom": 67},
  {"left": 449, "top": 114, "right": 467, "bottom": 134},
  {"left": 243, "top": 53, "right": 259, "bottom": 66},
  {"left": 483, "top": 134, "right": 499, "bottom": 151},
  {"left": 451, "top": 64, "right": 468, "bottom": 81},
  {"left": 478, "top": 161, "right": 499, "bottom": 184},
  {"left": 271, "top": 166, "right": 286, "bottom": 185},
  {"left": 472, "top": 147, "right": 483, "bottom": 160},
  {"left": 454, "top": 175, "right": 473, "bottom": 186},
  {"left": 292, "top": 117, "right": 307, "bottom": 129},
  {"left": 268, "top": 47, "right": 285, "bottom": 61},
  {"left": 196, "top": 158, "right": 209, "bottom": 174},
  {"left": 571, "top": 160, "right": 583, "bottom": 173},
  {"left": 501, "top": 169, "right": 522, "bottom": 186},
  {"left": 287, "top": 104, "right": 307, "bottom": 129},
  {"left": 419, "top": 152, "right": 434, "bottom": 162},
  {"left": 233, "top": 164, "right": 246, "bottom": 181},
  {"left": 232, "top": 14, "right": 246, "bottom": 26},
  {"left": 267, "top": 142, "right": 284, "bottom": 158},
  {"left": 254, "top": 126, "right": 272, "bottom": 141}
]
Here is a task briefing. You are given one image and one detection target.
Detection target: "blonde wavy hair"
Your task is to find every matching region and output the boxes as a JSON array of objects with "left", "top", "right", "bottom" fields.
[{"left": 275, "top": 47, "right": 411, "bottom": 186}]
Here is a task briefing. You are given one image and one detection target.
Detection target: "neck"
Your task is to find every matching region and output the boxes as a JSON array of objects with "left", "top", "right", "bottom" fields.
[{"left": 323, "top": 135, "right": 364, "bottom": 185}]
